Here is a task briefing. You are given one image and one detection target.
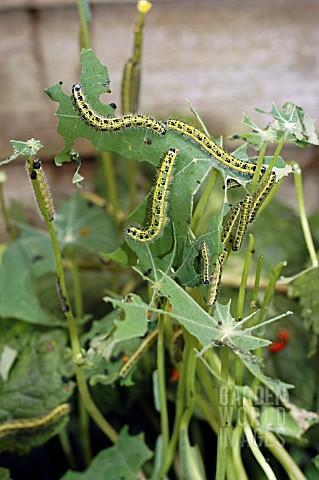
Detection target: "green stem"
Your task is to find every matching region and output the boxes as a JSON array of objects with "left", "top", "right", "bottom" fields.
[
  {"left": 28, "top": 157, "right": 118, "bottom": 443},
  {"left": 69, "top": 251, "right": 92, "bottom": 464},
  {"left": 215, "top": 346, "right": 230, "bottom": 480},
  {"left": 59, "top": 428, "right": 77, "bottom": 470},
  {"left": 267, "top": 133, "right": 285, "bottom": 174},
  {"left": 157, "top": 313, "right": 169, "bottom": 462},
  {"left": 236, "top": 234, "right": 255, "bottom": 321},
  {"left": 127, "top": 159, "right": 137, "bottom": 212},
  {"left": 196, "top": 360, "right": 219, "bottom": 413},
  {"left": 243, "top": 419, "right": 277, "bottom": 480},
  {"left": 250, "top": 141, "right": 267, "bottom": 193},
  {"left": 292, "top": 162, "right": 318, "bottom": 267},
  {"left": 75, "top": 367, "right": 118, "bottom": 442},
  {"left": 178, "top": 333, "right": 199, "bottom": 479},
  {"left": 195, "top": 389, "right": 218, "bottom": 434},
  {"left": 78, "top": 394, "right": 92, "bottom": 465},
  {"left": 0, "top": 180, "right": 15, "bottom": 240},
  {"left": 68, "top": 252, "right": 83, "bottom": 319},
  {"left": 249, "top": 255, "right": 264, "bottom": 318},
  {"left": 181, "top": 332, "right": 197, "bottom": 428},
  {"left": 244, "top": 398, "right": 307, "bottom": 480},
  {"left": 258, "top": 260, "right": 287, "bottom": 324},
  {"left": 101, "top": 152, "right": 120, "bottom": 229},
  {"left": 191, "top": 169, "right": 219, "bottom": 234},
  {"left": 201, "top": 344, "right": 306, "bottom": 480},
  {"left": 234, "top": 235, "right": 254, "bottom": 388},
  {"left": 161, "top": 329, "right": 193, "bottom": 476},
  {"left": 232, "top": 423, "right": 248, "bottom": 480},
  {"left": 77, "top": 0, "right": 91, "bottom": 49},
  {"left": 252, "top": 133, "right": 285, "bottom": 199}
]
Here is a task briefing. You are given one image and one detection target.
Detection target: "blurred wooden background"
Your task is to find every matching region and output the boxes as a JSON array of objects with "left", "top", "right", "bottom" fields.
[{"left": 1, "top": 0, "right": 319, "bottom": 222}]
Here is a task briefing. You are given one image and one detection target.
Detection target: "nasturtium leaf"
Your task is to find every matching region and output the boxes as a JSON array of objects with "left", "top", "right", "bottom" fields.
[
  {"left": 179, "top": 427, "right": 206, "bottom": 480},
  {"left": 128, "top": 224, "right": 177, "bottom": 280},
  {"left": 0, "top": 139, "right": 43, "bottom": 167},
  {"left": 61, "top": 426, "right": 153, "bottom": 480},
  {"left": 235, "top": 114, "right": 280, "bottom": 149},
  {"left": 255, "top": 102, "right": 318, "bottom": 146},
  {"left": 175, "top": 216, "right": 221, "bottom": 288},
  {"left": 55, "top": 193, "right": 118, "bottom": 254},
  {"left": 0, "top": 243, "right": 63, "bottom": 326},
  {"left": 232, "top": 346, "right": 294, "bottom": 401},
  {"left": 46, "top": 49, "right": 266, "bottom": 181},
  {"left": 0, "top": 467, "right": 11, "bottom": 480},
  {"left": 104, "top": 293, "right": 150, "bottom": 342},
  {"left": 259, "top": 406, "right": 305, "bottom": 440},
  {"left": 0, "top": 345, "right": 17, "bottom": 382},
  {"left": 0, "top": 321, "right": 74, "bottom": 453},
  {"left": 149, "top": 273, "right": 271, "bottom": 351},
  {"left": 45, "top": 48, "right": 290, "bottom": 267}
]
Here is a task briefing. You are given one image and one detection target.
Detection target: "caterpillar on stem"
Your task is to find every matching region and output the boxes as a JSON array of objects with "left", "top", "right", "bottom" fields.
[
  {"left": 232, "top": 194, "right": 253, "bottom": 251},
  {"left": 118, "top": 329, "right": 158, "bottom": 380},
  {"left": 125, "top": 148, "right": 178, "bottom": 243},
  {"left": 199, "top": 241, "right": 210, "bottom": 285},
  {"left": 26, "top": 159, "right": 54, "bottom": 221},
  {"left": 207, "top": 249, "right": 228, "bottom": 307},
  {"left": 0, "top": 404, "right": 70, "bottom": 438},
  {"left": 249, "top": 170, "right": 276, "bottom": 223},
  {"left": 221, "top": 202, "right": 242, "bottom": 246}
]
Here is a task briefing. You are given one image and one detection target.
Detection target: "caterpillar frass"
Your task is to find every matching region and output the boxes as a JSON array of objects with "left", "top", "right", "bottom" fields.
[
  {"left": 118, "top": 329, "right": 159, "bottom": 380},
  {"left": 125, "top": 148, "right": 178, "bottom": 243},
  {"left": 207, "top": 249, "right": 228, "bottom": 307},
  {"left": 232, "top": 194, "right": 253, "bottom": 251},
  {"left": 199, "top": 241, "right": 210, "bottom": 285},
  {"left": 0, "top": 404, "right": 70, "bottom": 438},
  {"left": 249, "top": 170, "right": 276, "bottom": 223},
  {"left": 221, "top": 202, "right": 242, "bottom": 246},
  {"left": 165, "top": 119, "right": 266, "bottom": 178},
  {"left": 72, "top": 83, "right": 166, "bottom": 135}
]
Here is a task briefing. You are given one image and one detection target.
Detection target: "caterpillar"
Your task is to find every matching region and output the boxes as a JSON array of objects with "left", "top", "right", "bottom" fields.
[
  {"left": 72, "top": 83, "right": 166, "bottom": 135},
  {"left": 223, "top": 178, "right": 241, "bottom": 190},
  {"left": 232, "top": 194, "right": 253, "bottom": 251},
  {"left": 26, "top": 159, "right": 54, "bottom": 221},
  {"left": 0, "top": 403, "right": 70, "bottom": 438},
  {"left": 171, "top": 328, "right": 184, "bottom": 363},
  {"left": 165, "top": 119, "right": 267, "bottom": 178},
  {"left": 125, "top": 148, "right": 178, "bottom": 243},
  {"left": 118, "top": 328, "right": 159, "bottom": 380},
  {"left": 207, "top": 249, "right": 228, "bottom": 307},
  {"left": 199, "top": 241, "right": 210, "bottom": 285},
  {"left": 221, "top": 202, "right": 242, "bottom": 246},
  {"left": 249, "top": 170, "right": 276, "bottom": 223}
]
